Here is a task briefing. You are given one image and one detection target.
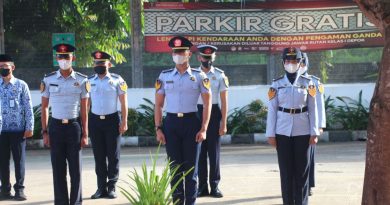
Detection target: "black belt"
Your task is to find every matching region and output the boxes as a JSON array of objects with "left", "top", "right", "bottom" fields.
[
  {"left": 167, "top": 112, "right": 196, "bottom": 118},
  {"left": 197, "top": 104, "right": 219, "bottom": 108},
  {"left": 51, "top": 117, "right": 79, "bottom": 124},
  {"left": 278, "top": 106, "right": 308, "bottom": 114},
  {"left": 91, "top": 112, "right": 118, "bottom": 120}
]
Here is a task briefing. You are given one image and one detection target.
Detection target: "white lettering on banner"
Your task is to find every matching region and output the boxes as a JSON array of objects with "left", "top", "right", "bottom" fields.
[{"left": 147, "top": 7, "right": 376, "bottom": 35}]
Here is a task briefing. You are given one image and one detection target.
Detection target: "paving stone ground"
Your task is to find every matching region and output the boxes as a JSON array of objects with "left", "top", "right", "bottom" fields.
[{"left": 1, "top": 141, "right": 365, "bottom": 205}]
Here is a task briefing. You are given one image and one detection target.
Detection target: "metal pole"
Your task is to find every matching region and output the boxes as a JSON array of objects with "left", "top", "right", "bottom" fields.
[
  {"left": 0, "top": 0, "right": 4, "bottom": 53},
  {"left": 130, "top": 0, "right": 143, "bottom": 88}
]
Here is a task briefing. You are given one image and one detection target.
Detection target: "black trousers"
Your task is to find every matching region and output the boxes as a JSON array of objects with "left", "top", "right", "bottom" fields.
[
  {"left": 197, "top": 104, "right": 222, "bottom": 190},
  {"left": 49, "top": 118, "right": 82, "bottom": 205},
  {"left": 0, "top": 131, "right": 26, "bottom": 194},
  {"left": 309, "top": 145, "right": 316, "bottom": 188},
  {"left": 276, "top": 134, "right": 310, "bottom": 205},
  {"left": 163, "top": 113, "right": 201, "bottom": 205},
  {"left": 89, "top": 112, "right": 120, "bottom": 190}
]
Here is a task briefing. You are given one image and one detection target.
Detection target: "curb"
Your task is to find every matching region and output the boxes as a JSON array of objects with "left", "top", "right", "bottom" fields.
[{"left": 26, "top": 130, "right": 368, "bottom": 149}]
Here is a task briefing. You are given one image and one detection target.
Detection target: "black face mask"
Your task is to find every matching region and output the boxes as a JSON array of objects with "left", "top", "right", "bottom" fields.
[
  {"left": 94, "top": 66, "right": 107, "bottom": 75},
  {"left": 0, "top": 69, "right": 10, "bottom": 77},
  {"left": 201, "top": 60, "right": 212, "bottom": 68}
]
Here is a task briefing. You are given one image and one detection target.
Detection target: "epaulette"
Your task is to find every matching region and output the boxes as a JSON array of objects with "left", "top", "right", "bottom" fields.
[
  {"left": 310, "top": 75, "right": 320, "bottom": 80},
  {"left": 88, "top": 74, "right": 96, "bottom": 79},
  {"left": 110, "top": 73, "right": 120, "bottom": 79},
  {"left": 214, "top": 67, "right": 224, "bottom": 73},
  {"left": 191, "top": 68, "right": 201, "bottom": 72},
  {"left": 75, "top": 72, "right": 87, "bottom": 78},
  {"left": 44, "top": 71, "right": 56, "bottom": 78},
  {"left": 273, "top": 75, "right": 284, "bottom": 81},
  {"left": 162, "top": 68, "right": 173, "bottom": 73},
  {"left": 300, "top": 75, "right": 311, "bottom": 80}
]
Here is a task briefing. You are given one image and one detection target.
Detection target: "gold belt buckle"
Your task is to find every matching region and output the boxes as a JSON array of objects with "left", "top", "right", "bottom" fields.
[
  {"left": 100, "top": 115, "right": 105, "bottom": 120},
  {"left": 177, "top": 113, "right": 184, "bottom": 117},
  {"left": 62, "top": 119, "right": 69, "bottom": 124}
]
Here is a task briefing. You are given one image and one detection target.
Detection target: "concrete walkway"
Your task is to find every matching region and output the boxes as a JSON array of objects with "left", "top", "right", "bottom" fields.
[{"left": 2, "top": 142, "right": 365, "bottom": 205}]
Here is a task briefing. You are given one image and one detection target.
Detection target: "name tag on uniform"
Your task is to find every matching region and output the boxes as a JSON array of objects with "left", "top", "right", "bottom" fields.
[
  {"left": 9, "top": 99, "right": 15, "bottom": 108},
  {"left": 166, "top": 81, "right": 174, "bottom": 84}
]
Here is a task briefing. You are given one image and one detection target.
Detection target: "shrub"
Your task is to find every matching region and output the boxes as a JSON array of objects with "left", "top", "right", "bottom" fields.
[
  {"left": 227, "top": 99, "right": 267, "bottom": 135},
  {"left": 119, "top": 145, "right": 192, "bottom": 205}
]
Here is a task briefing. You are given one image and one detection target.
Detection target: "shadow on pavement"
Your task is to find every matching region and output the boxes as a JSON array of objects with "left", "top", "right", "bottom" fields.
[{"left": 197, "top": 195, "right": 282, "bottom": 205}]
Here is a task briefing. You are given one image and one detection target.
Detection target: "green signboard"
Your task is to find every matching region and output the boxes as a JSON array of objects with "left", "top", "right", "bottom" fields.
[{"left": 52, "top": 33, "right": 75, "bottom": 66}]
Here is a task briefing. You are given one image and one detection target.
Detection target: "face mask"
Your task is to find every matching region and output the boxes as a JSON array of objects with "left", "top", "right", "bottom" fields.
[
  {"left": 58, "top": 60, "right": 72, "bottom": 70},
  {"left": 0, "top": 69, "right": 10, "bottom": 77},
  {"left": 284, "top": 63, "right": 299, "bottom": 74},
  {"left": 172, "top": 55, "right": 188, "bottom": 65},
  {"left": 94, "top": 66, "right": 107, "bottom": 75},
  {"left": 201, "top": 60, "right": 212, "bottom": 68}
]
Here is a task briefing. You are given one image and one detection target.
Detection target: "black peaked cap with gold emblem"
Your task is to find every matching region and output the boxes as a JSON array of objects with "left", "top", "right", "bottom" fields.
[{"left": 168, "top": 36, "right": 193, "bottom": 52}]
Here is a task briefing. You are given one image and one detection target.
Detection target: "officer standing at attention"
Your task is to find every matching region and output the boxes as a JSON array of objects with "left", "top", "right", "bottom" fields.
[
  {"left": 300, "top": 53, "right": 326, "bottom": 196},
  {"left": 88, "top": 51, "right": 128, "bottom": 199},
  {"left": 195, "top": 45, "right": 228, "bottom": 198},
  {"left": 266, "top": 47, "right": 319, "bottom": 205},
  {"left": 41, "top": 44, "right": 90, "bottom": 205},
  {"left": 154, "top": 36, "right": 212, "bottom": 205},
  {"left": 0, "top": 54, "right": 34, "bottom": 201}
]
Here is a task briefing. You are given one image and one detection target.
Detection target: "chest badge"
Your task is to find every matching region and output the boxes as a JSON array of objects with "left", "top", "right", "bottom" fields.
[
  {"left": 268, "top": 87, "right": 276, "bottom": 100},
  {"left": 212, "top": 76, "right": 216, "bottom": 80},
  {"left": 190, "top": 76, "right": 195, "bottom": 81},
  {"left": 74, "top": 82, "right": 80, "bottom": 87}
]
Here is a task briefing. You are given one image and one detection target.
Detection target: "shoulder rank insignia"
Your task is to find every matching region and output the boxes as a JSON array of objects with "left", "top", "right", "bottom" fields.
[
  {"left": 318, "top": 84, "right": 324, "bottom": 94},
  {"left": 85, "top": 81, "right": 91, "bottom": 92},
  {"left": 76, "top": 72, "right": 87, "bottom": 78},
  {"left": 202, "top": 78, "right": 211, "bottom": 90},
  {"left": 224, "top": 76, "right": 229, "bottom": 88},
  {"left": 40, "top": 81, "right": 45, "bottom": 93},
  {"left": 273, "top": 75, "right": 283, "bottom": 81},
  {"left": 308, "top": 85, "right": 316, "bottom": 97},
  {"left": 120, "top": 81, "right": 128, "bottom": 92},
  {"left": 268, "top": 87, "right": 277, "bottom": 100},
  {"left": 155, "top": 79, "right": 162, "bottom": 91},
  {"left": 44, "top": 71, "right": 56, "bottom": 78}
]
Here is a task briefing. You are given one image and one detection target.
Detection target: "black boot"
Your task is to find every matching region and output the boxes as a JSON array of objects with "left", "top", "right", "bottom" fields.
[
  {"left": 210, "top": 187, "right": 223, "bottom": 198},
  {"left": 197, "top": 184, "right": 209, "bottom": 197}
]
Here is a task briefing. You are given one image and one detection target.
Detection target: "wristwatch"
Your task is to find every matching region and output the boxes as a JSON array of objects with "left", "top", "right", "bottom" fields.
[
  {"left": 155, "top": 125, "right": 163, "bottom": 132},
  {"left": 41, "top": 129, "right": 48, "bottom": 135}
]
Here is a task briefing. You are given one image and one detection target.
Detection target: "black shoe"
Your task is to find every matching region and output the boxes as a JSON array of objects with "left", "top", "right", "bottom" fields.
[
  {"left": 0, "top": 192, "right": 13, "bottom": 200},
  {"left": 14, "top": 191, "right": 27, "bottom": 201},
  {"left": 197, "top": 185, "right": 209, "bottom": 197},
  {"left": 107, "top": 188, "right": 117, "bottom": 199},
  {"left": 309, "top": 188, "right": 313, "bottom": 196},
  {"left": 210, "top": 188, "right": 223, "bottom": 198},
  {"left": 91, "top": 189, "right": 107, "bottom": 199}
]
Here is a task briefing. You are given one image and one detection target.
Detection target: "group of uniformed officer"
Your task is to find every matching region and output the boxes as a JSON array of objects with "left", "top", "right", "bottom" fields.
[
  {"left": 40, "top": 44, "right": 128, "bottom": 205},
  {"left": 0, "top": 35, "right": 325, "bottom": 205},
  {"left": 266, "top": 47, "right": 325, "bottom": 205}
]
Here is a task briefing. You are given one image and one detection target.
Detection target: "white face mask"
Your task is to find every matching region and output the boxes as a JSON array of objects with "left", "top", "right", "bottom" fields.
[
  {"left": 58, "top": 60, "right": 72, "bottom": 70},
  {"left": 172, "top": 55, "right": 188, "bottom": 65},
  {"left": 284, "top": 63, "right": 299, "bottom": 74}
]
